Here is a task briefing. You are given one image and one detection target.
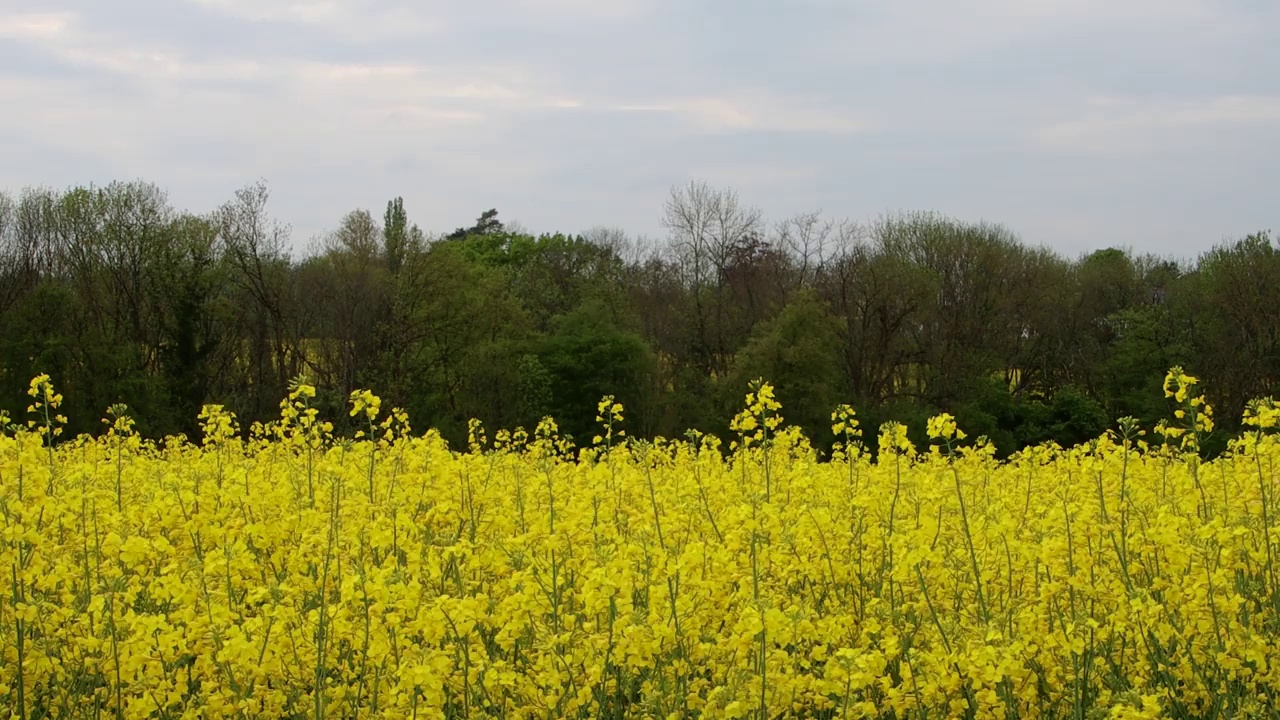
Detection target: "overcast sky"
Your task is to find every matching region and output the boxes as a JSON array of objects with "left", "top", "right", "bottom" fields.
[{"left": 2, "top": 0, "right": 1277, "bottom": 258}]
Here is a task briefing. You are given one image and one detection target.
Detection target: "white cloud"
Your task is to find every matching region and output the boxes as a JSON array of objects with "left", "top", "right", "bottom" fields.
[
  {"left": 289, "top": 62, "right": 535, "bottom": 103},
  {"left": 82, "top": 49, "right": 267, "bottom": 82},
  {"left": 0, "top": 10, "right": 580, "bottom": 204},
  {"left": 504, "top": 0, "right": 649, "bottom": 20},
  {"left": 0, "top": 12, "right": 74, "bottom": 40},
  {"left": 0, "top": 11, "right": 578, "bottom": 118},
  {"left": 819, "top": 0, "right": 1238, "bottom": 68},
  {"left": 687, "top": 162, "right": 820, "bottom": 189},
  {"left": 0, "top": 11, "right": 270, "bottom": 82},
  {"left": 612, "top": 96, "right": 864, "bottom": 134},
  {"left": 2, "top": 0, "right": 1277, "bottom": 254},
  {"left": 180, "top": 0, "right": 443, "bottom": 39},
  {"left": 186, "top": 0, "right": 649, "bottom": 28},
  {"left": 186, "top": 0, "right": 344, "bottom": 23},
  {"left": 1033, "top": 95, "right": 1280, "bottom": 154},
  {"left": 973, "top": 0, "right": 1216, "bottom": 24}
]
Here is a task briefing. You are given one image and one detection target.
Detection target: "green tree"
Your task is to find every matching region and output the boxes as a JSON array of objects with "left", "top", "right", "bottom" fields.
[
  {"left": 447, "top": 208, "right": 504, "bottom": 240},
  {"left": 728, "top": 289, "right": 844, "bottom": 442},
  {"left": 379, "top": 243, "right": 531, "bottom": 444},
  {"left": 383, "top": 197, "right": 408, "bottom": 274},
  {"left": 536, "top": 300, "right": 654, "bottom": 443}
]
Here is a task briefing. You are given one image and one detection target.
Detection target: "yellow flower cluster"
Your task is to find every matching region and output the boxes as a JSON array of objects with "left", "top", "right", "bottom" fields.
[
  {"left": 1155, "top": 366, "right": 1215, "bottom": 452},
  {"left": 25, "top": 373, "right": 67, "bottom": 439},
  {"left": 2, "top": 374, "right": 1280, "bottom": 719},
  {"left": 593, "top": 396, "right": 626, "bottom": 447},
  {"left": 729, "top": 380, "right": 783, "bottom": 448}
]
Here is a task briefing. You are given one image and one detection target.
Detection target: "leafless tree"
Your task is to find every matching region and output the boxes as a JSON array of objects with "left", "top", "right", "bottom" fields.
[
  {"left": 661, "top": 180, "right": 763, "bottom": 371},
  {"left": 214, "top": 180, "right": 301, "bottom": 414},
  {"left": 775, "top": 210, "right": 843, "bottom": 290},
  {"left": 661, "top": 180, "right": 762, "bottom": 287},
  {"left": 306, "top": 209, "right": 391, "bottom": 397}
]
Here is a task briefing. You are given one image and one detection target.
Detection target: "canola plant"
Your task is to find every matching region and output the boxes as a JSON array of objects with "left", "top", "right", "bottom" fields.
[{"left": 1, "top": 369, "right": 1279, "bottom": 719}]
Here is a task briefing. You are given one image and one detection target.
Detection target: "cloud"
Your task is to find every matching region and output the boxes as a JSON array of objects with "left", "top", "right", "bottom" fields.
[
  {"left": 612, "top": 96, "right": 864, "bottom": 135},
  {"left": 0, "top": 10, "right": 270, "bottom": 83},
  {"left": 503, "top": 0, "right": 651, "bottom": 21},
  {"left": 0, "top": 9, "right": 580, "bottom": 120},
  {"left": 788, "top": 0, "right": 1274, "bottom": 97},
  {"left": 184, "top": 0, "right": 340, "bottom": 23},
  {"left": 1033, "top": 95, "right": 1280, "bottom": 155},
  {"left": 288, "top": 61, "right": 546, "bottom": 106},
  {"left": 684, "top": 162, "right": 821, "bottom": 190},
  {"left": 0, "top": 6, "right": 856, "bottom": 140},
  {"left": 0, "top": 12, "right": 73, "bottom": 40},
  {"left": 1, "top": 0, "right": 1277, "bottom": 255},
  {"left": 180, "top": 0, "right": 650, "bottom": 39},
  {"left": 180, "top": 0, "right": 443, "bottom": 39}
]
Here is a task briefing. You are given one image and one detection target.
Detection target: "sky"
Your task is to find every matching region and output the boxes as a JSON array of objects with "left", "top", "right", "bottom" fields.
[{"left": 1, "top": 0, "right": 1277, "bottom": 259}]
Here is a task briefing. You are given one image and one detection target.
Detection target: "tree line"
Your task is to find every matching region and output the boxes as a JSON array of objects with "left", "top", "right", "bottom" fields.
[{"left": 1, "top": 178, "right": 1276, "bottom": 456}]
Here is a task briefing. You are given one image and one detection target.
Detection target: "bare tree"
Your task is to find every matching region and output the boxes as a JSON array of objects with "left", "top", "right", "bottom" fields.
[
  {"left": 0, "top": 191, "right": 22, "bottom": 315},
  {"left": 216, "top": 181, "right": 291, "bottom": 302},
  {"left": 820, "top": 231, "right": 928, "bottom": 404},
  {"left": 14, "top": 187, "right": 60, "bottom": 278},
  {"left": 214, "top": 180, "right": 300, "bottom": 415},
  {"left": 583, "top": 224, "right": 629, "bottom": 253},
  {"left": 662, "top": 181, "right": 763, "bottom": 281},
  {"left": 100, "top": 181, "right": 172, "bottom": 353},
  {"left": 660, "top": 180, "right": 763, "bottom": 372},
  {"left": 775, "top": 210, "right": 842, "bottom": 290},
  {"left": 306, "top": 209, "right": 390, "bottom": 397}
]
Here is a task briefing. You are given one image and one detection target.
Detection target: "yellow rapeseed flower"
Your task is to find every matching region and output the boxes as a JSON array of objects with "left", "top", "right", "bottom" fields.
[{"left": 0, "top": 368, "right": 1275, "bottom": 718}]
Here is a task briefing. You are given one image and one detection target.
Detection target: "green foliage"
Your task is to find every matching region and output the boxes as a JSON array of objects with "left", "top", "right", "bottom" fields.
[
  {"left": 1098, "top": 304, "right": 1192, "bottom": 427},
  {"left": 535, "top": 300, "right": 654, "bottom": 443},
  {"left": 0, "top": 283, "right": 78, "bottom": 425},
  {"left": 383, "top": 197, "right": 408, "bottom": 274},
  {"left": 953, "top": 379, "right": 1110, "bottom": 457},
  {"left": 515, "top": 354, "right": 553, "bottom": 428},
  {"left": 728, "top": 289, "right": 844, "bottom": 442},
  {"left": 1, "top": 179, "right": 1276, "bottom": 459},
  {"left": 1042, "top": 386, "right": 1112, "bottom": 447},
  {"left": 388, "top": 245, "right": 532, "bottom": 444},
  {"left": 446, "top": 208, "right": 503, "bottom": 240}
]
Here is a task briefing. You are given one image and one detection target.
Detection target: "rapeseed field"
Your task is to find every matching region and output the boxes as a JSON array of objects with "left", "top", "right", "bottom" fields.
[{"left": 1, "top": 370, "right": 1278, "bottom": 719}]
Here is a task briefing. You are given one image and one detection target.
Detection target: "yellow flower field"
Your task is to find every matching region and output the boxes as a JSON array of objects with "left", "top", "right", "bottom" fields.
[{"left": 2, "top": 370, "right": 1279, "bottom": 719}]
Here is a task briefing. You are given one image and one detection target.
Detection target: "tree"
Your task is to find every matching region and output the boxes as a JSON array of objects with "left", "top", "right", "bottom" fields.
[
  {"left": 661, "top": 180, "right": 764, "bottom": 375},
  {"left": 775, "top": 210, "right": 840, "bottom": 290},
  {"left": 151, "top": 213, "right": 232, "bottom": 436},
  {"left": 1188, "top": 231, "right": 1280, "bottom": 421},
  {"left": 447, "top": 208, "right": 503, "bottom": 240},
  {"left": 301, "top": 208, "right": 393, "bottom": 409},
  {"left": 379, "top": 242, "right": 531, "bottom": 443},
  {"left": 0, "top": 190, "right": 27, "bottom": 316},
  {"left": 214, "top": 181, "right": 301, "bottom": 420},
  {"left": 819, "top": 233, "right": 928, "bottom": 406},
  {"left": 536, "top": 299, "right": 654, "bottom": 442},
  {"left": 384, "top": 197, "right": 408, "bottom": 274},
  {"left": 2, "top": 174, "right": 1277, "bottom": 458},
  {"left": 728, "top": 288, "right": 844, "bottom": 441}
]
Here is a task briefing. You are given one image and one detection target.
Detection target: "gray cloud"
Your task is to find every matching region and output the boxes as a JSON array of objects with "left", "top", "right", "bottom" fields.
[{"left": 1, "top": 0, "right": 1276, "bottom": 255}]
